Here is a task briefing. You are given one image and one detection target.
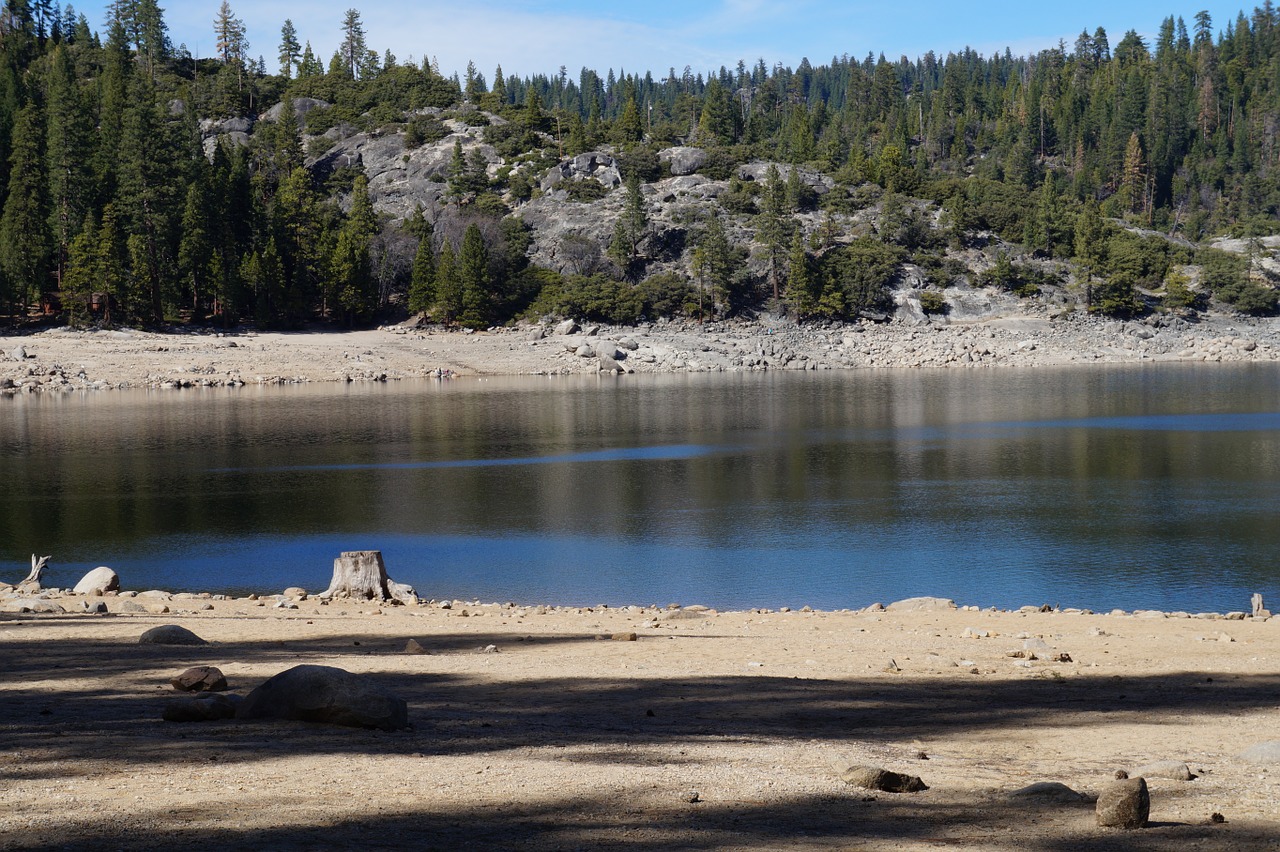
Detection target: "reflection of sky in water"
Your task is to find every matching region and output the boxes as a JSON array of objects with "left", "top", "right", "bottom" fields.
[
  {"left": 218, "top": 443, "right": 732, "bottom": 473},
  {"left": 6, "top": 368, "right": 1280, "bottom": 613}
]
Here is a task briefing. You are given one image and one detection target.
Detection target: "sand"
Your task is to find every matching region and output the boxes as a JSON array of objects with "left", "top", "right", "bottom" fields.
[
  {"left": 3, "top": 593, "right": 1280, "bottom": 850},
  {"left": 2, "top": 311, "right": 1279, "bottom": 393}
]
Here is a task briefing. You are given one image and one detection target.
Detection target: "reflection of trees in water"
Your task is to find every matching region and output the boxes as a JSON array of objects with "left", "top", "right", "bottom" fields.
[{"left": 3, "top": 367, "right": 1278, "bottom": 603}]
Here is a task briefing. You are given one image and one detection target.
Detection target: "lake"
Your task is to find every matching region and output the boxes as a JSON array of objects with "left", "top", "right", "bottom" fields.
[{"left": 3, "top": 365, "right": 1279, "bottom": 613}]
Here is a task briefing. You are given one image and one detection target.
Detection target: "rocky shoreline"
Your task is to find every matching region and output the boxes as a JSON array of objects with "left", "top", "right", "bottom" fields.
[
  {"left": 1, "top": 310, "right": 1279, "bottom": 394},
  {"left": 4, "top": 574, "right": 1276, "bottom": 625}
]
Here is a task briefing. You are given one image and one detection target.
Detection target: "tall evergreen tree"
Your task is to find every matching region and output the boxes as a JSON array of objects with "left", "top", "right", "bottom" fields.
[
  {"left": 755, "top": 164, "right": 791, "bottom": 302},
  {"left": 45, "top": 44, "right": 91, "bottom": 293},
  {"left": 457, "top": 223, "right": 490, "bottom": 329},
  {"left": 433, "top": 238, "right": 460, "bottom": 322},
  {"left": 340, "top": 8, "right": 367, "bottom": 79},
  {"left": 278, "top": 19, "right": 300, "bottom": 79},
  {"left": 0, "top": 104, "right": 50, "bottom": 313},
  {"left": 407, "top": 214, "right": 435, "bottom": 315}
]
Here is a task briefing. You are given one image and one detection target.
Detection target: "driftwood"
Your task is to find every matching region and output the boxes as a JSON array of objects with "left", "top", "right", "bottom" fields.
[
  {"left": 318, "top": 551, "right": 417, "bottom": 605},
  {"left": 17, "top": 555, "right": 51, "bottom": 591}
]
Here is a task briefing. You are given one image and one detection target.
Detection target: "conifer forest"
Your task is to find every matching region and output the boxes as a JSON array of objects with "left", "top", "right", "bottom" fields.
[{"left": 1, "top": 1, "right": 1278, "bottom": 330}]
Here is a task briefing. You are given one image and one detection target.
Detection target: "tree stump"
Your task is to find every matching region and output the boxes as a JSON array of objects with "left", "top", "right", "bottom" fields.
[
  {"left": 17, "top": 555, "right": 51, "bottom": 591},
  {"left": 318, "top": 551, "right": 418, "bottom": 605}
]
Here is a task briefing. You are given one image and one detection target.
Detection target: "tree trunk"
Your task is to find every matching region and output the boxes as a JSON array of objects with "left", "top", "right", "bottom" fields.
[
  {"left": 18, "top": 554, "right": 51, "bottom": 591},
  {"left": 318, "top": 551, "right": 417, "bottom": 605}
]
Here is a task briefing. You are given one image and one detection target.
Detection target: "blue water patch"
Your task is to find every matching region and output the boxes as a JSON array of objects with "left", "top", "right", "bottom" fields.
[{"left": 212, "top": 443, "right": 731, "bottom": 474}]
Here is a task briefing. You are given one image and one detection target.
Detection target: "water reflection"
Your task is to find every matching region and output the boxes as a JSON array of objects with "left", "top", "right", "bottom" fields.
[{"left": 3, "top": 365, "right": 1279, "bottom": 612}]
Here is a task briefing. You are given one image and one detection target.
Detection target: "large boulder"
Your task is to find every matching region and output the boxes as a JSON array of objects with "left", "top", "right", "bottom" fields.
[
  {"left": 198, "top": 116, "right": 253, "bottom": 135},
  {"left": 540, "top": 151, "right": 620, "bottom": 193},
  {"left": 659, "top": 146, "right": 708, "bottom": 176},
  {"left": 74, "top": 567, "right": 119, "bottom": 596},
  {"left": 139, "top": 625, "right": 208, "bottom": 646},
  {"left": 236, "top": 664, "right": 409, "bottom": 731},
  {"left": 260, "top": 97, "right": 330, "bottom": 123}
]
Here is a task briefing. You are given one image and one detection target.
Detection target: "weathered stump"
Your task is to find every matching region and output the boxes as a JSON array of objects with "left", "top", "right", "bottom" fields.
[
  {"left": 17, "top": 554, "right": 51, "bottom": 591},
  {"left": 317, "top": 551, "right": 417, "bottom": 605}
]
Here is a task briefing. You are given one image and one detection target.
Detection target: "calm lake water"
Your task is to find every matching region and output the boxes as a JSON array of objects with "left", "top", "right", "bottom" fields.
[{"left": 3, "top": 365, "right": 1279, "bottom": 612}]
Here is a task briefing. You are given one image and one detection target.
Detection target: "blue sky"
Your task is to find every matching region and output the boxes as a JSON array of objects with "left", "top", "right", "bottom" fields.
[{"left": 72, "top": 1, "right": 1251, "bottom": 80}]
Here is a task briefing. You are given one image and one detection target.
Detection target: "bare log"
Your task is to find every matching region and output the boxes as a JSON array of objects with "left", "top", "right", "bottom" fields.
[
  {"left": 18, "top": 554, "right": 51, "bottom": 591},
  {"left": 318, "top": 551, "right": 418, "bottom": 605}
]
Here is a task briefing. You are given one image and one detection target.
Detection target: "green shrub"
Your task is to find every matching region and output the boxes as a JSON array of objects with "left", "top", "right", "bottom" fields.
[
  {"left": 564, "top": 179, "right": 607, "bottom": 203},
  {"left": 403, "top": 114, "right": 448, "bottom": 149},
  {"left": 639, "top": 272, "right": 698, "bottom": 318},
  {"left": 918, "top": 290, "right": 947, "bottom": 314}
]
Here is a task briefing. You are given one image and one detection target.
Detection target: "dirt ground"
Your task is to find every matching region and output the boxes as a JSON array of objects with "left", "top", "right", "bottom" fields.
[{"left": 3, "top": 595, "right": 1280, "bottom": 851}]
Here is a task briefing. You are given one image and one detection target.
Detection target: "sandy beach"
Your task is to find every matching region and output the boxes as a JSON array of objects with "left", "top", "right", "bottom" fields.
[{"left": 3, "top": 589, "right": 1280, "bottom": 850}]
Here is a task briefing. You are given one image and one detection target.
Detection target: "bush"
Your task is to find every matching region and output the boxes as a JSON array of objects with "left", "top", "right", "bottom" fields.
[
  {"left": 528, "top": 273, "right": 645, "bottom": 324},
  {"left": 484, "top": 122, "right": 545, "bottom": 159},
  {"left": 564, "top": 179, "right": 607, "bottom": 203},
  {"left": 1197, "top": 249, "right": 1277, "bottom": 315},
  {"left": 1161, "top": 271, "right": 1203, "bottom": 311},
  {"left": 980, "top": 252, "right": 1056, "bottom": 298},
  {"left": 615, "top": 146, "right": 663, "bottom": 183},
  {"left": 918, "top": 290, "right": 948, "bottom": 314},
  {"left": 818, "top": 237, "right": 902, "bottom": 317},
  {"left": 638, "top": 272, "right": 697, "bottom": 318},
  {"left": 403, "top": 115, "right": 448, "bottom": 149}
]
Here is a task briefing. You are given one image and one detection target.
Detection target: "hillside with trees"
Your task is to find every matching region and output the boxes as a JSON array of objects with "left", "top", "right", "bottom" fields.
[{"left": 0, "top": 2, "right": 1278, "bottom": 331}]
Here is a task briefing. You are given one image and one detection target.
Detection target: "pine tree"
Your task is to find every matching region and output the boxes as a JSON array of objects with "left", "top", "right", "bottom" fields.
[
  {"left": 94, "top": 203, "right": 129, "bottom": 326},
  {"left": 433, "top": 238, "right": 460, "bottom": 321},
  {"left": 615, "top": 96, "right": 643, "bottom": 145},
  {"left": 272, "top": 166, "right": 322, "bottom": 324},
  {"left": 697, "top": 78, "right": 738, "bottom": 144},
  {"left": 298, "top": 42, "right": 321, "bottom": 78},
  {"left": 755, "top": 164, "right": 792, "bottom": 302},
  {"left": 45, "top": 44, "right": 91, "bottom": 293},
  {"left": 0, "top": 104, "right": 50, "bottom": 313},
  {"left": 1116, "top": 131, "right": 1147, "bottom": 218},
  {"left": 785, "top": 229, "right": 816, "bottom": 317},
  {"left": 458, "top": 223, "right": 490, "bottom": 329},
  {"left": 1073, "top": 200, "right": 1107, "bottom": 308},
  {"left": 692, "top": 212, "right": 738, "bottom": 318},
  {"left": 213, "top": 1, "right": 247, "bottom": 89},
  {"left": 326, "top": 173, "right": 378, "bottom": 324},
  {"left": 63, "top": 212, "right": 98, "bottom": 325},
  {"left": 278, "top": 20, "right": 300, "bottom": 78},
  {"left": 340, "top": 8, "right": 367, "bottom": 79},
  {"left": 407, "top": 217, "right": 435, "bottom": 315},
  {"left": 116, "top": 70, "right": 182, "bottom": 324},
  {"left": 178, "top": 181, "right": 213, "bottom": 314},
  {"left": 491, "top": 65, "right": 507, "bottom": 103},
  {"left": 616, "top": 170, "right": 647, "bottom": 267}
]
